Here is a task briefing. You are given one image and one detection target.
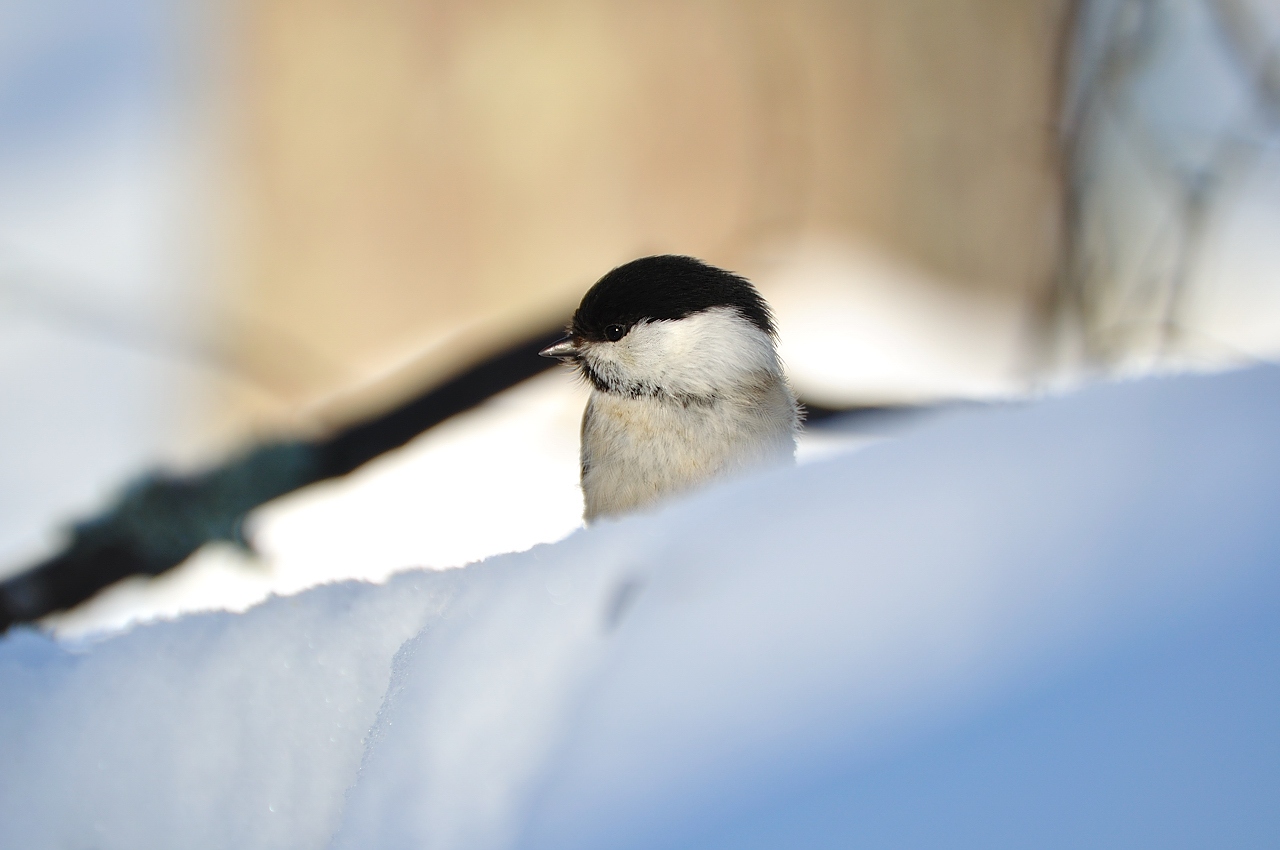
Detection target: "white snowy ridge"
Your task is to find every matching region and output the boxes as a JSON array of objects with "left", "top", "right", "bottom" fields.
[{"left": 2, "top": 367, "right": 1279, "bottom": 849}]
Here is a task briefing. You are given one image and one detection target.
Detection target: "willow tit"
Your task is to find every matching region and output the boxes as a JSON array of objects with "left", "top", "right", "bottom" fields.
[{"left": 541, "top": 255, "right": 799, "bottom": 522}]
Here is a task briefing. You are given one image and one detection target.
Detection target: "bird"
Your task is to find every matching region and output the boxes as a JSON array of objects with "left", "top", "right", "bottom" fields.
[{"left": 541, "top": 255, "right": 800, "bottom": 523}]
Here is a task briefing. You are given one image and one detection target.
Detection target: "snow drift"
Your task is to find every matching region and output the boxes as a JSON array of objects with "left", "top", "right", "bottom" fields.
[{"left": 3, "top": 367, "right": 1279, "bottom": 849}]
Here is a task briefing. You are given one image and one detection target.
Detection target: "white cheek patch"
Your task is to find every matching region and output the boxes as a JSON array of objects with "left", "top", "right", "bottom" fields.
[{"left": 583, "top": 307, "right": 781, "bottom": 397}]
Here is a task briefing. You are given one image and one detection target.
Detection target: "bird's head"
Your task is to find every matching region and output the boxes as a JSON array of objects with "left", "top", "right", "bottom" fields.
[{"left": 541, "top": 255, "right": 782, "bottom": 401}]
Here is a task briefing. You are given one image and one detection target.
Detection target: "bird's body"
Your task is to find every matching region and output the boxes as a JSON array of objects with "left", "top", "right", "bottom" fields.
[
  {"left": 580, "top": 364, "right": 797, "bottom": 521},
  {"left": 543, "top": 256, "right": 799, "bottom": 522}
]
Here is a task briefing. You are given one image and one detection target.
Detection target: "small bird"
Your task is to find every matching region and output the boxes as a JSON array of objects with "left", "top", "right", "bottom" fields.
[{"left": 541, "top": 255, "right": 800, "bottom": 522}]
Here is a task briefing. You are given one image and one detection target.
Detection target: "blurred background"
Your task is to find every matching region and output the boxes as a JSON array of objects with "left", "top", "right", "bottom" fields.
[{"left": 3, "top": 0, "right": 1280, "bottom": 636}]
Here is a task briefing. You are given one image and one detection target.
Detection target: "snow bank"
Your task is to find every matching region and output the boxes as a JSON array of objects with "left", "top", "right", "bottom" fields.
[
  {"left": 4, "top": 367, "right": 1280, "bottom": 849},
  {"left": 0, "top": 572, "right": 462, "bottom": 849}
]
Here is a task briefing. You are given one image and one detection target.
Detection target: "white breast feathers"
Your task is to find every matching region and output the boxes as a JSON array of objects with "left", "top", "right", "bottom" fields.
[{"left": 578, "top": 308, "right": 799, "bottom": 522}]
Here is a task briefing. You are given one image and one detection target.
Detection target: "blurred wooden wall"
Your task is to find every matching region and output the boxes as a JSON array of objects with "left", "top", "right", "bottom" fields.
[{"left": 218, "top": 0, "right": 1071, "bottom": 429}]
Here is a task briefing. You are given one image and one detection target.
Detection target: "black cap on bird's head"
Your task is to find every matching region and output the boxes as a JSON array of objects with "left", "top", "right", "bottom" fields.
[{"left": 539, "top": 255, "right": 775, "bottom": 360}]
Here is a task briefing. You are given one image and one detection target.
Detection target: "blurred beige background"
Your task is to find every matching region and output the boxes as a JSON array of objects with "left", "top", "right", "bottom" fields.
[{"left": 214, "top": 0, "right": 1071, "bottom": 435}]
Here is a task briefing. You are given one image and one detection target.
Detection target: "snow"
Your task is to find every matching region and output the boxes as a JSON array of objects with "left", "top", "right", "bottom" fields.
[
  {"left": 4, "top": 365, "right": 1280, "bottom": 849},
  {"left": 0, "top": 572, "right": 452, "bottom": 849}
]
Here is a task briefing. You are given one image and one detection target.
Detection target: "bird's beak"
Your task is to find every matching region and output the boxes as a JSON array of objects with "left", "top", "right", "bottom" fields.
[{"left": 539, "top": 337, "right": 581, "bottom": 361}]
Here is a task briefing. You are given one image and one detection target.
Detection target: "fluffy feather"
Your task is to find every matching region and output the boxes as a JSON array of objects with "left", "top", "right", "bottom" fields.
[{"left": 577, "top": 306, "right": 798, "bottom": 521}]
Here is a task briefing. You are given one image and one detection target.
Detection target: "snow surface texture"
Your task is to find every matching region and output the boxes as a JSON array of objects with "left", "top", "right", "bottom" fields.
[{"left": 3, "top": 367, "right": 1280, "bottom": 849}]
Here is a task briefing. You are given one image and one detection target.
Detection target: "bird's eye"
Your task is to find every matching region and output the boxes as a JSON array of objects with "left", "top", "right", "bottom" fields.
[{"left": 604, "top": 324, "right": 627, "bottom": 342}]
